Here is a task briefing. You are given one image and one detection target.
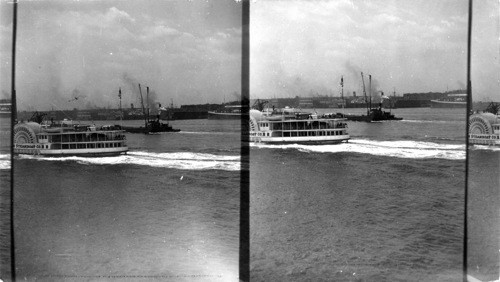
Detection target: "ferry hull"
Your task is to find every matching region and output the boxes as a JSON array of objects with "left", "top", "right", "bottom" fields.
[
  {"left": 469, "top": 136, "right": 500, "bottom": 146},
  {"left": 250, "top": 135, "right": 350, "bottom": 145},
  {"left": 14, "top": 121, "right": 129, "bottom": 157},
  {"left": 14, "top": 145, "right": 129, "bottom": 156}
]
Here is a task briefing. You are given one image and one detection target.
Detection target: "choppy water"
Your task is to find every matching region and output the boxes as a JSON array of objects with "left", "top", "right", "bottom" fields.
[
  {"left": 1, "top": 107, "right": 498, "bottom": 281},
  {"left": 1, "top": 118, "right": 240, "bottom": 281},
  {"left": 250, "top": 108, "right": 467, "bottom": 281},
  {"left": 467, "top": 147, "right": 500, "bottom": 282}
]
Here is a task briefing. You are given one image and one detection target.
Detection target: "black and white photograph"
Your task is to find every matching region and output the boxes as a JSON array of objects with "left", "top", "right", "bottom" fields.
[
  {"left": 1, "top": 0, "right": 499, "bottom": 281},
  {"left": 249, "top": 0, "right": 497, "bottom": 281},
  {"left": 467, "top": 1, "right": 500, "bottom": 281},
  {"left": 1, "top": 0, "right": 242, "bottom": 280}
]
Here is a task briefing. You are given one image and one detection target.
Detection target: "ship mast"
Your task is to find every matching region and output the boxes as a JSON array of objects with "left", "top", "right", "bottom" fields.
[
  {"left": 118, "top": 87, "right": 123, "bottom": 126},
  {"left": 146, "top": 86, "right": 150, "bottom": 123},
  {"left": 369, "top": 74, "right": 372, "bottom": 111},
  {"left": 138, "top": 83, "right": 147, "bottom": 129},
  {"left": 340, "top": 75, "right": 344, "bottom": 110},
  {"left": 361, "top": 72, "right": 369, "bottom": 115}
]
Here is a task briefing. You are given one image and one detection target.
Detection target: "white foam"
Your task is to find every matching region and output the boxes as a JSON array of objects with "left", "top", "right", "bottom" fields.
[
  {"left": 179, "top": 131, "right": 238, "bottom": 135},
  {"left": 399, "top": 119, "right": 462, "bottom": 124},
  {"left": 251, "top": 139, "right": 466, "bottom": 160},
  {"left": 0, "top": 154, "right": 10, "bottom": 170},
  {"left": 17, "top": 151, "right": 241, "bottom": 171},
  {"left": 470, "top": 145, "right": 500, "bottom": 152},
  {"left": 0, "top": 161, "right": 10, "bottom": 170}
]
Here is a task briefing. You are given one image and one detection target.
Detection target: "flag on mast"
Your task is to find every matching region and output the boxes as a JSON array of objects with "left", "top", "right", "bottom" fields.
[
  {"left": 118, "top": 88, "right": 122, "bottom": 99},
  {"left": 340, "top": 76, "right": 343, "bottom": 87}
]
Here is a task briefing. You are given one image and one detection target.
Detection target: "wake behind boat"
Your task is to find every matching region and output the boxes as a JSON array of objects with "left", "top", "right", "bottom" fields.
[
  {"left": 250, "top": 107, "right": 350, "bottom": 144},
  {"left": 14, "top": 118, "right": 128, "bottom": 156}
]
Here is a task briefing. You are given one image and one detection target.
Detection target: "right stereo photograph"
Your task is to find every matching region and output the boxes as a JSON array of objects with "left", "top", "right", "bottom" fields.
[{"left": 249, "top": 0, "right": 498, "bottom": 281}]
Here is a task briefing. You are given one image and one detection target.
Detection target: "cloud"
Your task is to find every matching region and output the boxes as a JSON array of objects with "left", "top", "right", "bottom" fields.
[
  {"left": 251, "top": 0, "right": 469, "bottom": 98},
  {"left": 141, "top": 24, "right": 184, "bottom": 40},
  {"left": 5, "top": 1, "right": 241, "bottom": 110}
]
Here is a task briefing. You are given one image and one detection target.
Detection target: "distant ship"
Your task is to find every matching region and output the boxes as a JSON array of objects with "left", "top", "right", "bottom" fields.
[
  {"left": 208, "top": 105, "right": 248, "bottom": 120},
  {"left": 249, "top": 107, "right": 350, "bottom": 144},
  {"left": 430, "top": 93, "right": 467, "bottom": 108},
  {"left": 0, "top": 99, "right": 11, "bottom": 117}
]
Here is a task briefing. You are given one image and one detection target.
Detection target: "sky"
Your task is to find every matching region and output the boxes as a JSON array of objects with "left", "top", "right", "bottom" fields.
[
  {"left": 250, "top": 0, "right": 499, "bottom": 102},
  {"left": 0, "top": 0, "right": 242, "bottom": 111},
  {"left": 1, "top": 0, "right": 498, "bottom": 111}
]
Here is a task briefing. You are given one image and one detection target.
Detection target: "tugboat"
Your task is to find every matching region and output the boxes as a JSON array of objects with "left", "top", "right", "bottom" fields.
[
  {"left": 122, "top": 113, "right": 180, "bottom": 134},
  {"left": 369, "top": 103, "right": 403, "bottom": 121},
  {"left": 119, "top": 85, "right": 180, "bottom": 134},
  {"left": 343, "top": 73, "right": 402, "bottom": 122}
]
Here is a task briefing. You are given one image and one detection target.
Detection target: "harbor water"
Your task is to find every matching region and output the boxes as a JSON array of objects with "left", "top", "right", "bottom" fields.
[
  {"left": 1, "top": 107, "right": 498, "bottom": 281},
  {"left": 250, "top": 107, "right": 469, "bottom": 281},
  {"left": 0, "top": 118, "right": 240, "bottom": 281}
]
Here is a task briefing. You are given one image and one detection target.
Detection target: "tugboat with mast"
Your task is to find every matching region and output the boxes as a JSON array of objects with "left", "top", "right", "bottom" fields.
[
  {"left": 342, "top": 73, "right": 402, "bottom": 122},
  {"left": 120, "top": 85, "right": 180, "bottom": 134}
]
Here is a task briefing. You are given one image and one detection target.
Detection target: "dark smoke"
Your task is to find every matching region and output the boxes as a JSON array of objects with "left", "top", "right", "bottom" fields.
[{"left": 121, "top": 73, "right": 159, "bottom": 111}]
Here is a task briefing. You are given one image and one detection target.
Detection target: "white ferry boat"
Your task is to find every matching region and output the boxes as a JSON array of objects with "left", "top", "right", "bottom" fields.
[
  {"left": 14, "top": 119, "right": 128, "bottom": 156},
  {"left": 250, "top": 107, "right": 350, "bottom": 144},
  {"left": 468, "top": 112, "right": 500, "bottom": 146}
]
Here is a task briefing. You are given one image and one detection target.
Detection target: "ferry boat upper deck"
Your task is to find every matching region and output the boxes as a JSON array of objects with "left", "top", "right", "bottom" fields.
[
  {"left": 14, "top": 119, "right": 128, "bottom": 156},
  {"left": 250, "top": 107, "right": 350, "bottom": 144}
]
